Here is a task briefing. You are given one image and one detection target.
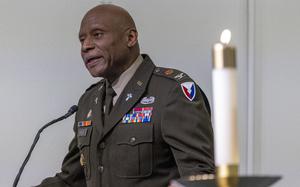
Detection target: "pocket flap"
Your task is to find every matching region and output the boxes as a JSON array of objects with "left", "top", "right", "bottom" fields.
[{"left": 116, "top": 123, "right": 153, "bottom": 146}]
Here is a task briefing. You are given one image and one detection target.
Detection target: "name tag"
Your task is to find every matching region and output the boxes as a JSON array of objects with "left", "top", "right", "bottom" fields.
[{"left": 78, "top": 128, "right": 88, "bottom": 137}]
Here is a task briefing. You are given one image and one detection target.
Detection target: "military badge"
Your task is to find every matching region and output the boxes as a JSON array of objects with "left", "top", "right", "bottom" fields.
[
  {"left": 137, "top": 80, "right": 143, "bottom": 86},
  {"left": 140, "top": 96, "right": 155, "bottom": 104},
  {"left": 86, "top": 109, "right": 92, "bottom": 119},
  {"left": 80, "top": 153, "right": 86, "bottom": 166},
  {"left": 122, "top": 107, "right": 153, "bottom": 123},
  {"left": 126, "top": 93, "right": 133, "bottom": 101},
  {"left": 181, "top": 82, "right": 196, "bottom": 101}
]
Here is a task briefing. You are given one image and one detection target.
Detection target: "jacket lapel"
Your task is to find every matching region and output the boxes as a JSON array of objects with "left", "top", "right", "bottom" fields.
[
  {"left": 100, "top": 56, "right": 156, "bottom": 141},
  {"left": 91, "top": 81, "right": 105, "bottom": 136}
]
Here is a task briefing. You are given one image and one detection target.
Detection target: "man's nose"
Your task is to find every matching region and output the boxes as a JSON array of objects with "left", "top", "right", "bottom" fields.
[{"left": 81, "top": 37, "right": 95, "bottom": 52}]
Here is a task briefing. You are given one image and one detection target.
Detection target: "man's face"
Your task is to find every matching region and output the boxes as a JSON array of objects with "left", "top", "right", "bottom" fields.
[{"left": 79, "top": 11, "right": 128, "bottom": 79}]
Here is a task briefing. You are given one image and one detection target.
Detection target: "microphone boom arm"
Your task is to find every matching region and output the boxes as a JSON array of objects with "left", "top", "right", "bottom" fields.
[{"left": 13, "top": 105, "right": 78, "bottom": 187}]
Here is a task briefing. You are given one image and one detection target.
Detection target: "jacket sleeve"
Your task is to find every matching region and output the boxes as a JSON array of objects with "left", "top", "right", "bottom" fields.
[{"left": 161, "top": 83, "right": 215, "bottom": 177}]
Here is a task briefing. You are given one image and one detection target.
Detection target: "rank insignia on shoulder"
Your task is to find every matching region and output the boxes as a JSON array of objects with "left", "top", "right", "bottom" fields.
[
  {"left": 140, "top": 96, "right": 155, "bottom": 104},
  {"left": 78, "top": 120, "right": 92, "bottom": 127},
  {"left": 154, "top": 67, "right": 190, "bottom": 83},
  {"left": 164, "top": 69, "right": 174, "bottom": 75},
  {"left": 174, "top": 72, "right": 185, "bottom": 80},
  {"left": 181, "top": 82, "right": 196, "bottom": 101},
  {"left": 122, "top": 107, "right": 153, "bottom": 124}
]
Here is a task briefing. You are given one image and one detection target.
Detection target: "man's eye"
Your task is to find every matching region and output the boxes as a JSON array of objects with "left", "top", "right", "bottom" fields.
[
  {"left": 94, "top": 32, "right": 103, "bottom": 38},
  {"left": 79, "top": 36, "right": 85, "bottom": 43}
]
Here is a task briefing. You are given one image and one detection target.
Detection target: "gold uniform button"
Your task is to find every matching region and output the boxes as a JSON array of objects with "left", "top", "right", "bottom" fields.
[
  {"left": 129, "top": 137, "right": 136, "bottom": 143},
  {"left": 98, "top": 165, "right": 104, "bottom": 173}
]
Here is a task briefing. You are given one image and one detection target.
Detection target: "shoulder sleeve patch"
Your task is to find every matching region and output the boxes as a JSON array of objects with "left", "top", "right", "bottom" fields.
[
  {"left": 180, "top": 81, "right": 196, "bottom": 101},
  {"left": 153, "top": 67, "right": 191, "bottom": 83}
]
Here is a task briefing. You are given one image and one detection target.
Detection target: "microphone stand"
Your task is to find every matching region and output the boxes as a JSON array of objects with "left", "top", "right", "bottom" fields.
[{"left": 13, "top": 105, "right": 78, "bottom": 187}]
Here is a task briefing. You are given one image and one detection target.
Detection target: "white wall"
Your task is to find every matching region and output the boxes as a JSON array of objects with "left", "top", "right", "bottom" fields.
[
  {"left": 252, "top": 0, "right": 300, "bottom": 186},
  {"left": 1, "top": 1, "right": 249, "bottom": 187}
]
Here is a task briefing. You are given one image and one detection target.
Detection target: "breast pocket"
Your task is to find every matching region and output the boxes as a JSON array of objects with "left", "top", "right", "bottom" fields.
[
  {"left": 77, "top": 126, "right": 93, "bottom": 180},
  {"left": 111, "top": 123, "right": 153, "bottom": 178}
]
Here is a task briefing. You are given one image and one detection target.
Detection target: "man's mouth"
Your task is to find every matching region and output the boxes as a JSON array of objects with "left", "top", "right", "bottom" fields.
[{"left": 85, "top": 56, "right": 104, "bottom": 67}]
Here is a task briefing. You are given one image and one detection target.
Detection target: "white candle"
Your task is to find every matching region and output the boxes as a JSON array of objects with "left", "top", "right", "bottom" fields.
[{"left": 212, "top": 30, "right": 239, "bottom": 173}]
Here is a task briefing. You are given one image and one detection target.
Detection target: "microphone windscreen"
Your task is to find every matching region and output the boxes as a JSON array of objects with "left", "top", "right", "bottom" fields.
[{"left": 68, "top": 105, "right": 78, "bottom": 114}]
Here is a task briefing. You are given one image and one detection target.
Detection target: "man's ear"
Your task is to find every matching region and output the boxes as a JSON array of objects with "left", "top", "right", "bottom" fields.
[{"left": 127, "top": 29, "right": 138, "bottom": 47}]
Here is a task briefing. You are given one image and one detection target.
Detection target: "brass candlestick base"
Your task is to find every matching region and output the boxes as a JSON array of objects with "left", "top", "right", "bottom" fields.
[
  {"left": 217, "top": 176, "right": 238, "bottom": 187},
  {"left": 216, "top": 165, "right": 239, "bottom": 187},
  {"left": 217, "top": 164, "right": 239, "bottom": 177}
]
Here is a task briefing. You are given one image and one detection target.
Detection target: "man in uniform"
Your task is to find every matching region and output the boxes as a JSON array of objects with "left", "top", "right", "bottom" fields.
[{"left": 36, "top": 4, "right": 214, "bottom": 187}]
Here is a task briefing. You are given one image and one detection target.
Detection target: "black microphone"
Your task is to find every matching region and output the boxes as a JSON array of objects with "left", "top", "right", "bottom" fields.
[
  {"left": 13, "top": 105, "right": 78, "bottom": 187},
  {"left": 64, "top": 105, "right": 79, "bottom": 118}
]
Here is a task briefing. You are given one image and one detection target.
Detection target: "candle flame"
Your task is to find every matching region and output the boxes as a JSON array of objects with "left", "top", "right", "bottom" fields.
[{"left": 220, "top": 29, "right": 231, "bottom": 44}]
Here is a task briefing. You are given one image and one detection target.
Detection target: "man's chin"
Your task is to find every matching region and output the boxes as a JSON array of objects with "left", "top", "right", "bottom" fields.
[{"left": 88, "top": 69, "right": 105, "bottom": 78}]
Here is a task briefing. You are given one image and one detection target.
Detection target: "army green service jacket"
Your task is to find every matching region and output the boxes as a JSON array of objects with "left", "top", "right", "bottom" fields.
[{"left": 36, "top": 55, "right": 214, "bottom": 187}]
